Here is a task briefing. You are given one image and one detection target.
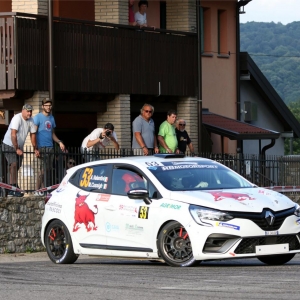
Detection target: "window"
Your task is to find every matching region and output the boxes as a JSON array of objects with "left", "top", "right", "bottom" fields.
[
  {"left": 202, "top": 7, "right": 211, "bottom": 53},
  {"left": 70, "top": 165, "right": 110, "bottom": 193},
  {"left": 160, "top": 1, "right": 166, "bottom": 30},
  {"left": 112, "top": 169, "right": 146, "bottom": 196},
  {"left": 111, "top": 168, "right": 160, "bottom": 199},
  {"left": 217, "top": 9, "right": 228, "bottom": 55}
]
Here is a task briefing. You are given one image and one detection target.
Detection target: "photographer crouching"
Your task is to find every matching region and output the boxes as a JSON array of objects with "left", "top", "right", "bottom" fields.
[{"left": 81, "top": 123, "right": 119, "bottom": 162}]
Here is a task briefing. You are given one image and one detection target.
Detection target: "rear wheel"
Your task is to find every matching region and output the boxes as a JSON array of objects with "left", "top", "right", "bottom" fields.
[
  {"left": 257, "top": 253, "right": 295, "bottom": 265},
  {"left": 45, "top": 220, "right": 78, "bottom": 264},
  {"left": 157, "top": 221, "right": 199, "bottom": 267}
]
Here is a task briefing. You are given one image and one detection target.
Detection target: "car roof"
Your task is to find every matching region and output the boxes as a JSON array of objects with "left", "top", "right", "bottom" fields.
[
  {"left": 73, "top": 154, "right": 214, "bottom": 169},
  {"left": 65, "top": 155, "right": 221, "bottom": 177}
]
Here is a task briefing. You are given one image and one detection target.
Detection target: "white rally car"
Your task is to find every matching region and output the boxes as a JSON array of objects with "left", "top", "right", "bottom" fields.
[{"left": 41, "top": 154, "right": 300, "bottom": 267}]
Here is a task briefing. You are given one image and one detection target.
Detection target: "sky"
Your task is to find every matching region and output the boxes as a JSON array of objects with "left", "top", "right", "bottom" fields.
[{"left": 239, "top": 0, "right": 300, "bottom": 25}]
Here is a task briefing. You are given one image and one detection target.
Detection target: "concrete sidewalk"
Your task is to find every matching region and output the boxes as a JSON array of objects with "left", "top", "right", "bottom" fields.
[
  {"left": 0, "top": 252, "right": 49, "bottom": 263},
  {"left": 0, "top": 252, "right": 94, "bottom": 263}
]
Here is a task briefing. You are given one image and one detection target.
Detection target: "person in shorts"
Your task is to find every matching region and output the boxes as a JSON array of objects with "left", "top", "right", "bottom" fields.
[
  {"left": 2, "top": 104, "right": 39, "bottom": 197},
  {"left": 33, "top": 98, "right": 65, "bottom": 190}
]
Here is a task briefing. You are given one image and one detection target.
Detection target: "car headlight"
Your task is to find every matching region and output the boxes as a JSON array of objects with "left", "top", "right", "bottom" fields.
[
  {"left": 294, "top": 204, "right": 300, "bottom": 217},
  {"left": 189, "top": 205, "right": 234, "bottom": 226}
]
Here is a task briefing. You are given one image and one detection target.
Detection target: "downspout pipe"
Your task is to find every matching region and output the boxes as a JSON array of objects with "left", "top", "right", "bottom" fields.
[
  {"left": 261, "top": 139, "right": 276, "bottom": 185},
  {"left": 262, "top": 139, "right": 276, "bottom": 157}
]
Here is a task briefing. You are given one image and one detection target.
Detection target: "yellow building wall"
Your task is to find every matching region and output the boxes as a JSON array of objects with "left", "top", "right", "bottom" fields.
[{"left": 201, "top": 0, "right": 237, "bottom": 153}]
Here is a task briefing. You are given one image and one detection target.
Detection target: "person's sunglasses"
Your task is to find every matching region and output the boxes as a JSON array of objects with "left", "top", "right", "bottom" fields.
[
  {"left": 144, "top": 110, "right": 152, "bottom": 113},
  {"left": 179, "top": 124, "right": 186, "bottom": 126},
  {"left": 68, "top": 161, "right": 75, "bottom": 165}
]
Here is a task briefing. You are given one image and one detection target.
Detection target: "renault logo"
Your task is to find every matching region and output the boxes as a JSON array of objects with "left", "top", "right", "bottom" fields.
[{"left": 265, "top": 211, "right": 275, "bottom": 226}]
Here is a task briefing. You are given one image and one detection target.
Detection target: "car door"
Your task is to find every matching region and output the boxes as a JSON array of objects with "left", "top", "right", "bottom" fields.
[
  {"left": 104, "top": 166, "right": 158, "bottom": 252},
  {"left": 67, "top": 163, "right": 112, "bottom": 249}
]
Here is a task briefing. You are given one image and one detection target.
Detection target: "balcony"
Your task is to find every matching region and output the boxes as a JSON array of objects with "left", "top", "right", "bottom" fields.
[{"left": 0, "top": 13, "right": 197, "bottom": 97}]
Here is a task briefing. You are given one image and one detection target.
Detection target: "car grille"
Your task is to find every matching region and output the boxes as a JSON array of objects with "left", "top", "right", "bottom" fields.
[
  {"left": 229, "top": 207, "right": 295, "bottom": 231},
  {"left": 234, "top": 234, "right": 300, "bottom": 254}
]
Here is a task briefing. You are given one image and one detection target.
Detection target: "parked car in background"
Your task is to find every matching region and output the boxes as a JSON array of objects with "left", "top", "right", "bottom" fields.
[{"left": 41, "top": 154, "right": 300, "bottom": 267}]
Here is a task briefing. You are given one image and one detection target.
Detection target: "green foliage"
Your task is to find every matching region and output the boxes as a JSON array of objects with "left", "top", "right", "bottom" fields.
[
  {"left": 284, "top": 101, "right": 300, "bottom": 154},
  {"left": 25, "top": 246, "right": 35, "bottom": 253},
  {"left": 240, "top": 21, "right": 300, "bottom": 104}
]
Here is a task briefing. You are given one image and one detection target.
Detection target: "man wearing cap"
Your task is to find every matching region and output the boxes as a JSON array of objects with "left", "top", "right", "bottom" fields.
[
  {"left": 34, "top": 98, "right": 65, "bottom": 190},
  {"left": 81, "top": 123, "right": 119, "bottom": 162},
  {"left": 2, "top": 104, "right": 39, "bottom": 197}
]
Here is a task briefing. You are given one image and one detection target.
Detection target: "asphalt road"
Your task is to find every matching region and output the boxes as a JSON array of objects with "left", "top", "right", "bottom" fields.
[{"left": 0, "top": 252, "right": 299, "bottom": 300}]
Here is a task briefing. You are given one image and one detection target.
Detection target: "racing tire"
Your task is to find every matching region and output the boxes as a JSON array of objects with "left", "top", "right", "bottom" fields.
[
  {"left": 45, "top": 220, "right": 78, "bottom": 264},
  {"left": 157, "top": 221, "right": 199, "bottom": 267},
  {"left": 257, "top": 253, "right": 296, "bottom": 265}
]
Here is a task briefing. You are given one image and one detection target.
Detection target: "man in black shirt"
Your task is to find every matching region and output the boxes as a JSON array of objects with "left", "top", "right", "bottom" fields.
[{"left": 175, "top": 119, "right": 195, "bottom": 155}]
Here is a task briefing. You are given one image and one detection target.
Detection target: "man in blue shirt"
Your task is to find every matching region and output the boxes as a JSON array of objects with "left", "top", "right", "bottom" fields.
[{"left": 34, "top": 98, "right": 65, "bottom": 190}]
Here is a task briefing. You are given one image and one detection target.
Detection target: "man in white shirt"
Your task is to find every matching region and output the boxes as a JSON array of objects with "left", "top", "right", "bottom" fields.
[
  {"left": 134, "top": 0, "right": 148, "bottom": 27},
  {"left": 81, "top": 123, "right": 119, "bottom": 162},
  {"left": 2, "top": 104, "right": 39, "bottom": 196}
]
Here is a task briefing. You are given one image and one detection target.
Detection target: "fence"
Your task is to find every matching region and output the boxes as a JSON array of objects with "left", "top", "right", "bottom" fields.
[{"left": 1, "top": 145, "right": 300, "bottom": 194}]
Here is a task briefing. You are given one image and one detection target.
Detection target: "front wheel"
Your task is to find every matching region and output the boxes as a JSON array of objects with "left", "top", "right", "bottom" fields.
[
  {"left": 157, "top": 221, "right": 199, "bottom": 267},
  {"left": 257, "top": 253, "right": 295, "bottom": 265},
  {"left": 45, "top": 220, "right": 78, "bottom": 264}
]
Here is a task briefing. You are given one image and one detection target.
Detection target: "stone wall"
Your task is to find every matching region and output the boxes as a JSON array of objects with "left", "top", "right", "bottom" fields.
[
  {"left": 0, "top": 196, "right": 45, "bottom": 254},
  {"left": 0, "top": 192, "right": 300, "bottom": 254},
  {"left": 285, "top": 192, "right": 300, "bottom": 204}
]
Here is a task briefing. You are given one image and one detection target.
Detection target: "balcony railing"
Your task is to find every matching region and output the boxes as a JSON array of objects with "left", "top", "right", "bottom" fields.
[
  {"left": 0, "top": 12, "right": 197, "bottom": 96},
  {"left": 1, "top": 145, "right": 300, "bottom": 195}
]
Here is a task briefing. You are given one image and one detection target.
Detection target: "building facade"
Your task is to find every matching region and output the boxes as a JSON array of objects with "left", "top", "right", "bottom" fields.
[{"left": 0, "top": 0, "right": 297, "bottom": 156}]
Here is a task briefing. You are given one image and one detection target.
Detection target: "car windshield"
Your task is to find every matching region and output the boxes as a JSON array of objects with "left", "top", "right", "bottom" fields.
[{"left": 147, "top": 160, "right": 253, "bottom": 191}]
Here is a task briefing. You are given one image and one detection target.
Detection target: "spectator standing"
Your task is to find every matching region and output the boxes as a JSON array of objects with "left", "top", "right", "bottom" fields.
[
  {"left": 66, "top": 157, "right": 76, "bottom": 170},
  {"left": 81, "top": 123, "right": 119, "bottom": 162},
  {"left": 158, "top": 110, "right": 179, "bottom": 154},
  {"left": 34, "top": 98, "right": 65, "bottom": 190},
  {"left": 135, "top": 0, "right": 148, "bottom": 27},
  {"left": 128, "top": 0, "right": 137, "bottom": 26},
  {"left": 2, "top": 104, "right": 39, "bottom": 197},
  {"left": 175, "top": 119, "right": 195, "bottom": 155},
  {"left": 132, "top": 103, "right": 159, "bottom": 156}
]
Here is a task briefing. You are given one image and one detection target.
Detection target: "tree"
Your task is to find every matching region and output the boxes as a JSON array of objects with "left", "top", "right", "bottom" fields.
[{"left": 285, "top": 101, "right": 300, "bottom": 154}]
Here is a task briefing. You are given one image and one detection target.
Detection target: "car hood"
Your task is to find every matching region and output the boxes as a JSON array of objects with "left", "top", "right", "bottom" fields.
[{"left": 169, "top": 188, "right": 295, "bottom": 212}]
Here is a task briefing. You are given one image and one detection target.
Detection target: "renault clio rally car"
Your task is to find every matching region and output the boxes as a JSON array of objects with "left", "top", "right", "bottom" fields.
[{"left": 41, "top": 154, "right": 300, "bottom": 267}]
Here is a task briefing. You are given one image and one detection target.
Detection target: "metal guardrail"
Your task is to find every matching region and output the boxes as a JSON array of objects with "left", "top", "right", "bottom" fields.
[{"left": 1, "top": 146, "right": 300, "bottom": 193}]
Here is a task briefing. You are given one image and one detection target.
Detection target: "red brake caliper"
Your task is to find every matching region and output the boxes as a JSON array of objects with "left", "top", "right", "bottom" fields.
[
  {"left": 179, "top": 227, "right": 183, "bottom": 237},
  {"left": 179, "top": 227, "right": 189, "bottom": 239},
  {"left": 49, "top": 228, "right": 56, "bottom": 241}
]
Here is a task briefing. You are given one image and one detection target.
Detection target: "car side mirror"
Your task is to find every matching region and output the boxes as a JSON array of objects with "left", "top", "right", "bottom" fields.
[{"left": 127, "top": 189, "right": 152, "bottom": 205}]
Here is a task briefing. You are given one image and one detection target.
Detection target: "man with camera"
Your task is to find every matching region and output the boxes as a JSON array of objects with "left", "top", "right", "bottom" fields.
[{"left": 81, "top": 123, "right": 119, "bottom": 162}]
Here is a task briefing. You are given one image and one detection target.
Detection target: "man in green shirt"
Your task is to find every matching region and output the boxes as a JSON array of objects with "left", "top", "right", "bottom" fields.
[{"left": 158, "top": 109, "right": 179, "bottom": 153}]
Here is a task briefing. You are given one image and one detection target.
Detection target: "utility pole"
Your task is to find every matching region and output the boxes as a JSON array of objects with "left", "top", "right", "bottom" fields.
[
  {"left": 196, "top": 0, "right": 202, "bottom": 154},
  {"left": 48, "top": 0, "right": 55, "bottom": 111}
]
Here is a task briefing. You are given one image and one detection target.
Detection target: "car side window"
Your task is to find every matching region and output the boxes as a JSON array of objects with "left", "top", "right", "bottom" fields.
[
  {"left": 112, "top": 169, "right": 146, "bottom": 196},
  {"left": 72, "top": 165, "right": 109, "bottom": 193}
]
